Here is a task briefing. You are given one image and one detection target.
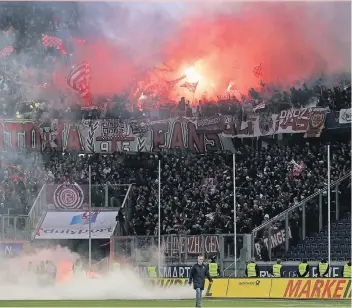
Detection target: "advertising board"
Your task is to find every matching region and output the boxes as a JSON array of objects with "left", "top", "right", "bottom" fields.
[
  {"left": 0, "top": 241, "right": 29, "bottom": 256},
  {"left": 226, "top": 279, "right": 271, "bottom": 298},
  {"left": 258, "top": 264, "right": 344, "bottom": 278},
  {"left": 136, "top": 265, "right": 192, "bottom": 278},
  {"left": 270, "top": 278, "right": 351, "bottom": 299},
  {"left": 146, "top": 278, "right": 227, "bottom": 298},
  {"left": 145, "top": 278, "right": 351, "bottom": 299},
  {"left": 35, "top": 210, "right": 118, "bottom": 239}
]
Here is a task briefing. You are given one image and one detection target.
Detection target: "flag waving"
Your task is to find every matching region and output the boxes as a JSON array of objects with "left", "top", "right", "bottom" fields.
[
  {"left": 0, "top": 46, "right": 14, "bottom": 58},
  {"left": 153, "top": 62, "right": 173, "bottom": 73},
  {"left": 67, "top": 62, "right": 91, "bottom": 99},
  {"left": 166, "top": 74, "right": 186, "bottom": 88},
  {"left": 180, "top": 81, "right": 199, "bottom": 93},
  {"left": 253, "top": 101, "right": 266, "bottom": 112},
  {"left": 253, "top": 63, "right": 263, "bottom": 78},
  {"left": 42, "top": 34, "right": 66, "bottom": 55},
  {"left": 291, "top": 159, "right": 305, "bottom": 177}
]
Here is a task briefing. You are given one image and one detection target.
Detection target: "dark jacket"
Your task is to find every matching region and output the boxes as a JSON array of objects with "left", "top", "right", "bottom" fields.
[{"left": 189, "top": 263, "right": 213, "bottom": 290}]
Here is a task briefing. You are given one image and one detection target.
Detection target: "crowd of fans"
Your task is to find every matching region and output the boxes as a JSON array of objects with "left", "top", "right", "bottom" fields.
[
  {"left": 0, "top": 3, "right": 350, "bottom": 250},
  {"left": 128, "top": 138, "right": 351, "bottom": 236},
  {"left": 0, "top": 134, "right": 349, "bottom": 241},
  {"left": 0, "top": 3, "right": 350, "bottom": 121}
]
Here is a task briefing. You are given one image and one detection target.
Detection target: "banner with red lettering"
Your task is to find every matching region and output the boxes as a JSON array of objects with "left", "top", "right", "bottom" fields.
[
  {"left": 163, "top": 235, "right": 220, "bottom": 256},
  {"left": 271, "top": 278, "right": 351, "bottom": 299},
  {"left": 0, "top": 109, "right": 328, "bottom": 154},
  {"left": 223, "top": 108, "right": 328, "bottom": 138},
  {"left": 0, "top": 119, "right": 234, "bottom": 153}
]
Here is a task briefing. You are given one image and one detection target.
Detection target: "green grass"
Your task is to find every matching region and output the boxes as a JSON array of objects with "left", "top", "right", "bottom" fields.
[{"left": 0, "top": 299, "right": 350, "bottom": 307}]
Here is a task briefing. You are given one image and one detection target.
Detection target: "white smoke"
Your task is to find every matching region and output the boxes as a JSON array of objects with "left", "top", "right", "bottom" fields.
[{"left": 0, "top": 245, "right": 193, "bottom": 300}]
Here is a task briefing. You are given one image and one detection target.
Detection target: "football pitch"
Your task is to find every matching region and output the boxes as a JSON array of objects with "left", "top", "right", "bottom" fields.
[{"left": 0, "top": 299, "right": 350, "bottom": 307}]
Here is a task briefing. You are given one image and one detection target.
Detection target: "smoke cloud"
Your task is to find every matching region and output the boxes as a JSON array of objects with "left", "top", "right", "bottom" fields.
[
  {"left": 0, "top": 2, "right": 350, "bottom": 102},
  {"left": 73, "top": 2, "right": 351, "bottom": 99},
  {"left": 0, "top": 246, "right": 193, "bottom": 300}
]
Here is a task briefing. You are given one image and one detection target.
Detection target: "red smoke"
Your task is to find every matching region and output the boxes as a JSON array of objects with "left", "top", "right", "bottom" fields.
[{"left": 74, "top": 3, "right": 350, "bottom": 101}]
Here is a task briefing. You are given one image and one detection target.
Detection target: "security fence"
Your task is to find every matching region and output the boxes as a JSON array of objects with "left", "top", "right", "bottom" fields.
[
  {"left": 0, "top": 214, "right": 31, "bottom": 241},
  {"left": 17, "top": 183, "right": 132, "bottom": 241},
  {"left": 251, "top": 172, "right": 351, "bottom": 261},
  {"left": 110, "top": 234, "right": 251, "bottom": 274}
]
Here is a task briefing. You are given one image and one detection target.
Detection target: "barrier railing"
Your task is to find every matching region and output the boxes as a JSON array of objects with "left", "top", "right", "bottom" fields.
[
  {"left": 0, "top": 214, "right": 31, "bottom": 241},
  {"left": 28, "top": 184, "right": 47, "bottom": 239},
  {"left": 25, "top": 183, "right": 132, "bottom": 239},
  {"left": 110, "top": 234, "right": 247, "bottom": 274},
  {"left": 251, "top": 172, "right": 351, "bottom": 260}
]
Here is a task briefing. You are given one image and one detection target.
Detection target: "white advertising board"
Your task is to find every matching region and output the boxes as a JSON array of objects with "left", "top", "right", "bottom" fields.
[{"left": 35, "top": 210, "right": 118, "bottom": 239}]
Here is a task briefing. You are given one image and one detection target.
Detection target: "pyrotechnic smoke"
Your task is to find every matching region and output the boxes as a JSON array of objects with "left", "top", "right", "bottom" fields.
[
  {"left": 0, "top": 245, "right": 192, "bottom": 300},
  {"left": 0, "top": 2, "right": 350, "bottom": 102},
  {"left": 76, "top": 2, "right": 351, "bottom": 99}
]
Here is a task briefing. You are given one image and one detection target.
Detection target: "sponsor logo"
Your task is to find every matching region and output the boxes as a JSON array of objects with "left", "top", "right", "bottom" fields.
[
  {"left": 238, "top": 280, "right": 261, "bottom": 286},
  {"left": 283, "top": 279, "right": 351, "bottom": 299},
  {"left": 54, "top": 184, "right": 84, "bottom": 209},
  {"left": 70, "top": 211, "right": 99, "bottom": 225},
  {"left": 148, "top": 278, "right": 188, "bottom": 288},
  {"left": 41, "top": 227, "right": 112, "bottom": 235},
  {"left": 137, "top": 266, "right": 193, "bottom": 279}
]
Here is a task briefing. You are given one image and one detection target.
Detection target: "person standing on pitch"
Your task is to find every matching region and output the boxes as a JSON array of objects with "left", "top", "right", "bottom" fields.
[{"left": 189, "top": 255, "right": 213, "bottom": 308}]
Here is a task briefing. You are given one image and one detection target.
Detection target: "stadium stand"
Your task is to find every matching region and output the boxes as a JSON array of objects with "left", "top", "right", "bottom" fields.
[
  {"left": 0, "top": 2, "right": 350, "bottom": 266},
  {"left": 284, "top": 214, "right": 351, "bottom": 262}
]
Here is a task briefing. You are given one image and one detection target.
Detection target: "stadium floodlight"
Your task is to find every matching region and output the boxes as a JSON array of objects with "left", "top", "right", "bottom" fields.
[{"left": 233, "top": 153, "right": 237, "bottom": 278}]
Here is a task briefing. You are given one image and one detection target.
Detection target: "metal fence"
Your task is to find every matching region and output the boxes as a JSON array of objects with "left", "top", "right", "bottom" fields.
[
  {"left": 0, "top": 215, "right": 31, "bottom": 241},
  {"left": 251, "top": 172, "right": 351, "bottom": 261},
  {"left": 110, "top": 234, "right": 247, "bottom": 265},
  {"left": 19, "top": 183, "right": 133, "bottom": 241}
]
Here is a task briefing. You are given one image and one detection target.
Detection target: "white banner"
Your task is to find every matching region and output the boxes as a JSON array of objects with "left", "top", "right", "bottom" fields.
[
  {"left": 339, "top": 108, "right": 351, "bottom": 124},
  {"left": 223, "top": 108, "right": 327, "bottom": 138},
  {"left": 35, "top": 210, "right": 118, "bottom": 239}
]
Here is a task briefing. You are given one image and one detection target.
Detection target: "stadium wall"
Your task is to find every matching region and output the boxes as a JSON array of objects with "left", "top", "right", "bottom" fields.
[{"left": 147, "top": 278, "right": 351, "bottom": 299}]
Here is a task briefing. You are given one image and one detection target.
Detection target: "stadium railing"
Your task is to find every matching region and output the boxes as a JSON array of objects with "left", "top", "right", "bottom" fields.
[
  {"left": 4, "top": 183, "right": 133, "bottom": 241},
  {"left": 0, "top": 214, "right": 31, "bottom": 241},
  {"left": 251, "top": 172, "right": 351, "bottom": 261},
  {"left": 110, "top": 234, "right": 249, "bottom": 273}
]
